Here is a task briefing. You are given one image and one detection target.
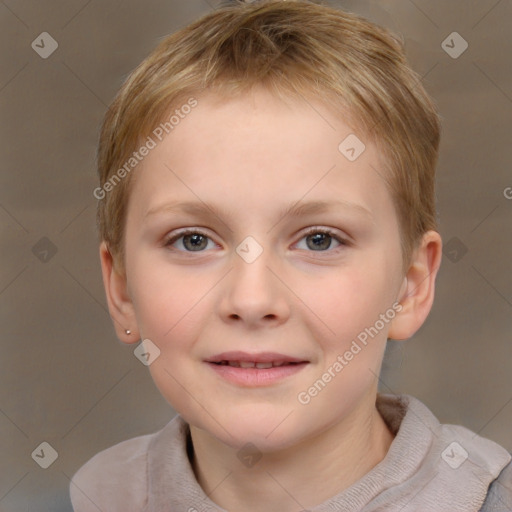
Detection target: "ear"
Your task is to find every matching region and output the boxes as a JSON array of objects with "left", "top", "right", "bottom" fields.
[
  {"left": 388, "top": 230, "right": 442, "bottom": 341},
  {"left": 99, "top": 241, "right": 140, "bottom": 344}
]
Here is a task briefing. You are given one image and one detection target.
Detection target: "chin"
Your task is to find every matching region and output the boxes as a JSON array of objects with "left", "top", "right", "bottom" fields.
[{"left": 221, "top": 411, "right": 308, "bottom": 452}]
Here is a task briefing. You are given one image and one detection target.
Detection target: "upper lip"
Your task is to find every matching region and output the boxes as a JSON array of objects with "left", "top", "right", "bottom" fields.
[{"left": 205, "top": 351, "right": 308, "bottom": 364}]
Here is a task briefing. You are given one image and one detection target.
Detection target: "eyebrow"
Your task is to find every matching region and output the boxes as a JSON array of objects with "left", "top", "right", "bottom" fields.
[{"left": 144, "top": 199, "right": 374, "bottom": 224}]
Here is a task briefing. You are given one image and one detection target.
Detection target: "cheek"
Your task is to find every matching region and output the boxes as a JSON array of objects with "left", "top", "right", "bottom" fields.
[
  {"left": 129, "top": 263, "right": 214, "bottom": 411},
  {"left": 129, "top": 257, "right": 208, "bottom": 343},
  {"left": 302, "top": 263, "right": 393, "bottom": 349}
]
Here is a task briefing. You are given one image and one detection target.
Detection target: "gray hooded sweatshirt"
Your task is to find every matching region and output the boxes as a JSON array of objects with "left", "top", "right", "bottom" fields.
[{"left": 70, "top": 394, "right": 511, "bottom": 511}]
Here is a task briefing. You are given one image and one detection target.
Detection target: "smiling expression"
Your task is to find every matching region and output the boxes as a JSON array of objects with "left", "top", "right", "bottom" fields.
[{"left": 119, "top": 86, "right": 407, "bottom": 450}]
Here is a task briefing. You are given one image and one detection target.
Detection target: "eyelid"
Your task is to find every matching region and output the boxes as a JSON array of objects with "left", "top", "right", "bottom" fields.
[
  {"left": 163, "top": 228, "right": 217, "bottom": 248},
  {"left": 293, "top": 226, "right": 350, "bottom": 253},
  {"left": 163, "top": 225, "right": 350, "bottom": 252},
  {"left": 299, "top": 226, "right": 350, "bottom": 243}
]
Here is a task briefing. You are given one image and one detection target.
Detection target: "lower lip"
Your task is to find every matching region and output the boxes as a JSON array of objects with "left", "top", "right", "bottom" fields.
[{"left": 206, "top": 362, "right": 308, "bottom": 386}]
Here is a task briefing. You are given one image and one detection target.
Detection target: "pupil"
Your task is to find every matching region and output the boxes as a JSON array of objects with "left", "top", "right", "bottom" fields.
[
  {"left": 185, "top": 234, "right": 207, "bottom": 251},
  {"left": 308, "top": 233, "right": 331, "bottom": 251}
]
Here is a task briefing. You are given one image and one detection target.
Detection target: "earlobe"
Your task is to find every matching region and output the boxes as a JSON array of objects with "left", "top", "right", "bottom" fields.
[
  {"left": 388, "top": 230, "right": 442, "bottom": 341},
  {"left": 99, "top": 241, "right": 140, "bottom": 344}
]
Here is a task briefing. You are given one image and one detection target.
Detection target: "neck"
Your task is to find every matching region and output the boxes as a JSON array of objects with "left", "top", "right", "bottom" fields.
[{"left": 189, "top": 394, "right": 395, "bottom": 512}]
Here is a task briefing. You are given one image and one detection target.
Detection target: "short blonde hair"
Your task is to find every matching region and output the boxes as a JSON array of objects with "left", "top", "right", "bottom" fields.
[{"left": 96, "top": 0, "right": 440, "bottom": 274}]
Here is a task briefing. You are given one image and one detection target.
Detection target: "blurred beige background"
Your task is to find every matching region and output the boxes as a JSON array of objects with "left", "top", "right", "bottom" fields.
[{"left": 1, "top": 0, "right": 511, "bottom": 510}]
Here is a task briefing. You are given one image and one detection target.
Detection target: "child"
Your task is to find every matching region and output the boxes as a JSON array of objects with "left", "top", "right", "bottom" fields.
[{"left": 71, "top": 1, "right": 511, "bottom": 510}]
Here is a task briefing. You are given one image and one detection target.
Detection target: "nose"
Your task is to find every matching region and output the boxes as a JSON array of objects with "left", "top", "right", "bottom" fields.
[{"left": 217, "top": 242, "right": 291, "bottom": 328}]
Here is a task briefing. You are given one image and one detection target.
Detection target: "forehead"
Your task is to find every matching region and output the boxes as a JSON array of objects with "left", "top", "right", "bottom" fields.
[{"left": 128, "top": 87, "right": 395, "bottom": 228}]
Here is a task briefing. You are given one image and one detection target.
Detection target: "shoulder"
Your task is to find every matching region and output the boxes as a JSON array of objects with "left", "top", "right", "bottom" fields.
[
  {"left": 480, "top": 458, "right": 512, "bottom": 511},
  {"left": 69, "top": 432, "right": 154, "bottom": 512}
]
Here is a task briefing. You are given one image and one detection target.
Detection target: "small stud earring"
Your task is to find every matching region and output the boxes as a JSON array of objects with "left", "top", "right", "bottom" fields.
[{"left": 125, "top": 329, "right": 132, "bottom": 335}]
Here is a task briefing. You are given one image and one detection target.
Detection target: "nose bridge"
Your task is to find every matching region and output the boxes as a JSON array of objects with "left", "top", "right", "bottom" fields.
[
  {"left": 231, "top": 236, "right": 277, "bottom": 302},
  {"left": 218, "top": 235, "right": 290, "bottom": 325}
]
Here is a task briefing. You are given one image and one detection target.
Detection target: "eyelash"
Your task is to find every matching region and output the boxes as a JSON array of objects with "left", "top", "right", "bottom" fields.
[{"left": 163, "top": 227, "right": 349, "bottom": 254}]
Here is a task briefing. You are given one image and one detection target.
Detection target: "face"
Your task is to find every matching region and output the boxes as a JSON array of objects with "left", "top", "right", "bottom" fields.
[{"left": 121, "top": 87, "right": 407, "bottom": 451}]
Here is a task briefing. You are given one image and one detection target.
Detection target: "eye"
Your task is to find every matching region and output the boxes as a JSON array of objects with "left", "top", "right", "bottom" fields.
[
  {"left": 164, "top": 229, "right": 217, "bottom": 252},
  {"left": 164, "top": 227, "right": 349, "bottom": 254},
  {"left": 295, "top": 227, "right": 348, "bottom": 252}
]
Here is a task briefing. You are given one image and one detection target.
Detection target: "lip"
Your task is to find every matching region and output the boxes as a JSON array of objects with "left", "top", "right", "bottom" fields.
[
  {"left": 205, "top": 351, "right": 309, "bottom": 387},
  {"left": 205, "top": 351, "right": 308, "bottom": 364}
]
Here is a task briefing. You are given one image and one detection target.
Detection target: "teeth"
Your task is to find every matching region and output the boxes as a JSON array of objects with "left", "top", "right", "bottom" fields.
[
  {"left": 255, "top": 362, "right": 273, "bottom": 369},
  {"left": 214, "top": 360, "right": 301, "bottom": 368},
  {"left": 239, "top": 361, "right": 256, "bottom": 368}
]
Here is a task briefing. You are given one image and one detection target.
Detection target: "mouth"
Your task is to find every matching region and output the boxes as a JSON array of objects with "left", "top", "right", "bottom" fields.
[
  {"left": 209, "top": 360, "right": 304, "bottom": 368},
  {"left": 205, "top": 351, "right": 309, "bottom": 367},
  {"left": 205, "top": 351, "right": 309, "bottom": 386}
]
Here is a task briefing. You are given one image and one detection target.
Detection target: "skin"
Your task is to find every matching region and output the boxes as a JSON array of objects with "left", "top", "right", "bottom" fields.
[{"left": 100, "top": 86, "right": 442, "bottom": 512}]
